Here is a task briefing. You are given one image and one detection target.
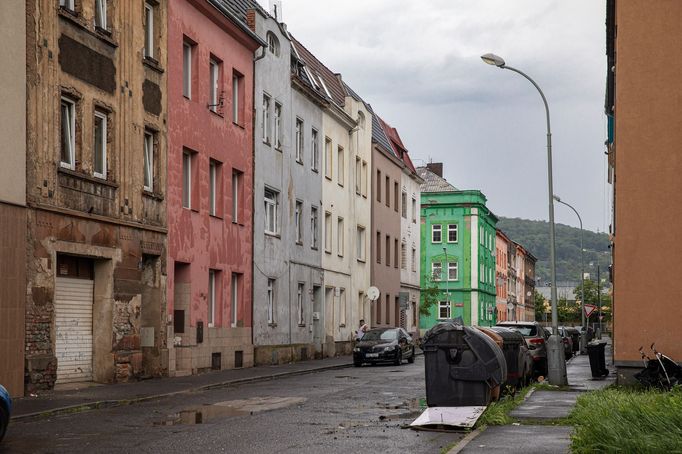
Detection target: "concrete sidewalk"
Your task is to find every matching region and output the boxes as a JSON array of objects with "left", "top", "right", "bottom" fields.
[
  {"left": 454, "top": 337, "right": 615, "bottom": 454},
  {"left": 12, "top": 355, "right": 353, "bottom": 420}
]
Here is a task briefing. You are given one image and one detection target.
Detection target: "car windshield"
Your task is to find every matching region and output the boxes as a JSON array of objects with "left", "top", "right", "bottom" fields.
[
  {"left": 507, "top": 325, "right": 538, "bottom": 337},
  {"left": 362, "top": 329, "right": 398, "bottom": 342}
]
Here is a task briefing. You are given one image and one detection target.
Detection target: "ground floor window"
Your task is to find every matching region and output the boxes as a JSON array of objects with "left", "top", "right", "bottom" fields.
[{"left": 438, "top": 301, "right": 451, "bottom": 319}]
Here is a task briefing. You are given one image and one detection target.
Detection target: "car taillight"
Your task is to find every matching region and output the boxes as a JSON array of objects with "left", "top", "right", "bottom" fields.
[{"left": 529, "top": 338, "right": 545, "bottom": 345}]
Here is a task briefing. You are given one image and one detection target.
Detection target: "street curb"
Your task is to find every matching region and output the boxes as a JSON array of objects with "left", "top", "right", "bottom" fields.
[
  {"left": 448, "top": 426, "right": 487, "bottom": 454},
  {"left": 11, "top": 362, "right": 353, "bottom": 422}
]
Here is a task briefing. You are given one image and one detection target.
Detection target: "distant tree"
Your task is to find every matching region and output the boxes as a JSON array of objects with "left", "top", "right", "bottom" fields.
[
  {"left": 573, "top": 279, "right": 612, "bottom": 323},
  {"left": 420, "top": 275, "right": 440, "bottom": 316},
  {"left": 533, "top": 289, "right": 547, "bottom": 322}
]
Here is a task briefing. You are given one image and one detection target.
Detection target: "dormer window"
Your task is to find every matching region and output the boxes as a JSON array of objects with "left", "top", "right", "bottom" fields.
[{"left": 267, "top": 32, "right": 280, "bottom": 57}]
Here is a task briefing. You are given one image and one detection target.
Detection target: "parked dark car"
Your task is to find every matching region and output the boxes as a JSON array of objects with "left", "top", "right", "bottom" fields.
[
  {"left": 563, "top": 326, "right": 581, "bottom": 353},
  {"left": 489, "top": 326, "right": 534, "bottom": 389},
  {"left": 497, "top": 321, "right": 549, "bottom": 377},
  {"left": 353, "top": 327, "right": 416, "bottom": 366},
  {"left": 0, "top": 384, "right": 11, "bottom": 443}
]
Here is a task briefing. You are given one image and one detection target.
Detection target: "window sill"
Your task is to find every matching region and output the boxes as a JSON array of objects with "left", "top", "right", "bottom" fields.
[
  {"left": 311, "top": 246, "right": 318, "bottom": 251},
  {"left": 58, "top": 167, "right": 119, "bottom": 189},
  {"left": 298, "top": 323, "right": 306, "bottom": 328},
  {"left": 296, "top": 241, "right": 303, "bottom": 246},
  {"left": 296, "top": 160, "right": 303, "bottom": 165},
  {"left": 325, "top": 250, "right": 332, "bottom": 255},
  {"left": 268, "top": 322, "right": 277, "bottom": 328},
  {"left": 357, "top": 258, "right": 365, "bottom": 263},
  {"left": 274, "top": 146, "right": 283, "bottom": 152},
  {"left": 209, "top": 213, "right": 223, "bottom": 220},
  {"left": 311, "top": 168, "right": 319, "bottom": 174},
  {"left": 209, "top": 109, "right": 224, "bottom": 118},
  {"left": 58, "top": 9, "right": 119, "bottom": 49},
  {"left": 265, "top": 232, "right": 281, "bottom": 239},
  {"left": 232, "top": 121, "right": 245, "bottom": 130},
  {"left": 142, "top": 189, "right": 164, "bottom": 201},
  {"left": 339, "top": 324, "right": 346, "bottom": 328},
  {"left": 143, "top": 56, "right": 165, "bottom": 74},
  {"left": 324, "top": 175, "right": 332, "bottom": 181}
]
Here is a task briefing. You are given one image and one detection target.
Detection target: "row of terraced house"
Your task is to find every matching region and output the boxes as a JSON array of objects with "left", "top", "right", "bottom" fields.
[
  {"left": 0, "top": 0, "right": 426, "bottom": 396},
  {"left": 0, "top": 0, "right": 537, "bottom": 397}
]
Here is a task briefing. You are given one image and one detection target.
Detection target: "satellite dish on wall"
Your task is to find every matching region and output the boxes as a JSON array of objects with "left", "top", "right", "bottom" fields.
[{"left": 367, "top": 286, "right": 380, "bottom": 302}]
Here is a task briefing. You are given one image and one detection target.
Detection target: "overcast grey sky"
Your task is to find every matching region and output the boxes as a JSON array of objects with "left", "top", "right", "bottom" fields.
[{"left": 257, "top": 0, "right": 609, "bottom": 232}]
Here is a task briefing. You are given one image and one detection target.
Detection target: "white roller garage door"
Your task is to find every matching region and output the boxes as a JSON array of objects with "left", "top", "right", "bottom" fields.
[{"left": 55, "top": 277, "right": 94, "bottom": 384}]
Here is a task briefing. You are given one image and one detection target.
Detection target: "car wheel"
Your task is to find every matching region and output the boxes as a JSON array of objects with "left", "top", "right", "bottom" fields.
[
  {"left": 394, "top": 351, "right": 402, "bottom": 366},
  {"left": 407, "top": 347, "right": 415, "bottom": 364},
  {"left": 0, "top": 406, "right": 8, "bottom": 443}
]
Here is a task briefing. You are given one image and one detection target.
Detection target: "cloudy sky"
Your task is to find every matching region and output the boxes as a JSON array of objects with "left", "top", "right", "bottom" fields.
[{"left": 257, "top": 0, "right": 609, "bottom": 232}]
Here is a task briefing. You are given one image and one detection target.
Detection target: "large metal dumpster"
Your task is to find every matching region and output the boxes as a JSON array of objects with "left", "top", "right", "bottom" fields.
[
  {"left": 422, "top": 321, "right": 507, "bottom": 407},
  {"left": 489, "top": 326, "right": 531, "bottom": 390}
]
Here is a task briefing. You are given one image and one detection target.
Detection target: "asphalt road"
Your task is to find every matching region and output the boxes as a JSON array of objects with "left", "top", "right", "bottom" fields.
[{"left": 2, "top": 356, "right": 464, "bottom": 454}]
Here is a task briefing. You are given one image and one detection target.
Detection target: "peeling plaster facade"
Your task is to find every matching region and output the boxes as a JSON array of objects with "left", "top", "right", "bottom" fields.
[
  {"left": 166, "top": 0, "right": 260, "bottom": 374},
  {"left": 25, "top": 0, "right": 169, "bottom": 391}
]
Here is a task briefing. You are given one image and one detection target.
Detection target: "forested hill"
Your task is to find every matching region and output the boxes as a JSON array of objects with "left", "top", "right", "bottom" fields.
[{"left": 496, "top": 217, "right": 610, "bottom": 283}]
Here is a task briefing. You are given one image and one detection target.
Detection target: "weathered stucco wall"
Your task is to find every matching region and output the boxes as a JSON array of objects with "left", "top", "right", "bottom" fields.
[
  {"left": 167, "top": 0, "right": 257, "bottom": 372},
  {"left": 25, "top": 0, "right": 168, "bottom": 391}
]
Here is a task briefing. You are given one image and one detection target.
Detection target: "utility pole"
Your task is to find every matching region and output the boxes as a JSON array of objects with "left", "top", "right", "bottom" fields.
[{"left": 597, "top": 265, "right": 602, "bottom": 339}]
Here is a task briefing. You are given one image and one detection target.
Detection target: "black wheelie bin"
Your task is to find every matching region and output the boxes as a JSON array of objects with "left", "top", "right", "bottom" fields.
[
  {"left": 489, "top": 326, "right": 530, "bottom": 390},
  {"left": 422, "top": 321, "right": 507, "bottom": 407}
]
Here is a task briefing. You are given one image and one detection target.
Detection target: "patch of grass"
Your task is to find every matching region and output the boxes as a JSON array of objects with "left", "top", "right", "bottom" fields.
[
  {"left": 477, "top": 385, "right": 533, "bottom": 426},
  {"left": 569, "top": 386, "right": 682, "bottom": 453}
]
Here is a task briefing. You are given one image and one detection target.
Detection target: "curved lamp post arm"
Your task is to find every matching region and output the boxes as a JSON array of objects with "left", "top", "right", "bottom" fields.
[{"left": 502, "top": 65, "right": 551, "bottom": 136}]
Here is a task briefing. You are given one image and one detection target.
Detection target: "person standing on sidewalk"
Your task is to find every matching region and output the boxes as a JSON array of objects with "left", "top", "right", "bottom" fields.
[{"left": 356, "top": 320, "right": 368, "bottom": 341}]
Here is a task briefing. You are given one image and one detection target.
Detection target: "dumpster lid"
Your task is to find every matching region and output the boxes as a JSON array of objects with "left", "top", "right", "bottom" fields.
[
  {"left": 410, "top": 406, "right": 486, "bottom": 431},
  {"left": 489, "top": 326, "right": 525, "bottom": 344}
]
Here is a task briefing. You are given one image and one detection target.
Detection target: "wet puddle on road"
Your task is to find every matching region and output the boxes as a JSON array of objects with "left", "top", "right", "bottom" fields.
[{"left": 154, "top": 396, "right": 307, "bottom": 426}]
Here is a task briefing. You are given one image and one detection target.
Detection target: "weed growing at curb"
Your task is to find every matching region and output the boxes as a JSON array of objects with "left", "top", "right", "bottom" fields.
[{"left": 477, "top": 385, "right": 534, "bottom": 426}]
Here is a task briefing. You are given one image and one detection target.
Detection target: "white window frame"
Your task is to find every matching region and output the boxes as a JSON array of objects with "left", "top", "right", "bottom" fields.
[
  {"left": 448, "top": 262, "right": 458, "bottom": 281},
  {"left": 297, "top": 283, "right": 305, "bottom": 326},
  {"left": 232, "top": 74, "right": 240, "bottom": 123},
  {"left": 182, "top": 42, "right": 191, "bottom": 98},
  {"left": 311, "top": 128, "right": 319, "bottom": 171},
  {"left": 432, "top": 262, "right": 442, "bottom": 281},
  {"left": 209, "top": 160, "right": 218, "bottom": 216},
  {"left": 95, "top": 0, "right": 107, "bottom": 30},
  {"left": 432, "top": 224, "right": 442, "bottom": 243},
  {"left": 144, "top": 3, "right": 154, "bottom": 59},
  {"left": 295, "top": 200, "right": 303, "bottom": 244},
  {"left": 267, "top": 278, "right": 275, "bottom": 324},
  {"left": 93, "top": 111, "right": 107, "bottom": 179},
  {"left": 60, "top": 97, "right": 75, "bottom": 170},
  {"left": 143, "top": 131, "right": 154, "bottom": 192},
  {"left": 337, "top": 217, "right": 344, "bottom": 257},
  {"left": 60, "top": 0, "right": 75, "bottom": 11},
  {"left": 208, "top": 270, "right": 216, "bottom": 328},
  {"left": 447, "top": 224, "right": 458, "bottom": 243},
  {"left": 337, "top": 146, "right": 344, "bottom": 186},
  {"left": 182, "top": 151, "right": 192, "bottom": 209},
  {"left": 232, "top": 170, "right": 240, "bottom": 223},
  {"left": 295, "top": 118, "right": 304, "bottom": 163},
  {"left": 361, "top": 161, "right": 368, "bottom": 197},
  {"left": 412, "top": 198, "right": 417, "bottom": 223},
  {"left": 355, "top": 157, "right": 361, "bottom": 195},
  {"left": 311, "top": 206, "right": 319, "bottom": 249},
  {"left": 438, "top": 301, "right": 451, "bottom": 320},
  {"left": 324, "top": 138, "right": 332, "bottom": 179},
  {"left": 264, "top": 188, "right": 278, "bottom": 235},
  {"left": 231, "top": 273, "right": 239, "bottom": 328},
  {"left": 262, "top": 94, "right": 271, "bottom": 144},
  {"left": 356, "top": 225, "right": 366, "bottom": 261},
  {"left": 209, "top": 59, "right": 220, "bottom": 112},
  {"left": 274, "top": 102, "right": 282, "bottom": 149},
  {"left": 324, "top": 211, "right": 332, "bottom": 253}
]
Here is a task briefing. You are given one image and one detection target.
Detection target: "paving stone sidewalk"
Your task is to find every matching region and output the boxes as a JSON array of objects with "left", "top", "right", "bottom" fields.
[
  {"left": 454, "top": 337, "right": 615, "bottom": 454},
  {"left": 12, "top": 355, "right": 353, "bottom": 420}
]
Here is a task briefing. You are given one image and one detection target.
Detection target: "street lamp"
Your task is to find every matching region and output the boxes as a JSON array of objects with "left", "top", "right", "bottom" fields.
[
  {"left": 553, "top": 195, "right": 587, "bottom": 354},
  {"left": 481, "top": 53, "right": 567, "bottom": 385}
]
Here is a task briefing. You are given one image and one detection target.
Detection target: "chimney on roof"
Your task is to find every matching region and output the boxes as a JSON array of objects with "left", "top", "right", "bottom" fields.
[
  {"left": 426, "top": 162, "right": 443, "bottom": 177},
  {"left": 270, "top": 0, "right": 283, "bottom": 22}
]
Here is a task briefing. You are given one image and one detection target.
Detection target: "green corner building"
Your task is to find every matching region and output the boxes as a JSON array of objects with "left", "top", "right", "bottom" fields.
[{"left": 417, "top": 164, "right": 497, "bottom": 333}]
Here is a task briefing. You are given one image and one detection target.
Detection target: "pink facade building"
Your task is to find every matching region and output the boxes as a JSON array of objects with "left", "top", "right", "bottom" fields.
[
  {"left": 167, "top": 0, "right": 262, "bottom": 373},
  {"left": 495, "top": 230, "right": 510, "bottom": 322}
]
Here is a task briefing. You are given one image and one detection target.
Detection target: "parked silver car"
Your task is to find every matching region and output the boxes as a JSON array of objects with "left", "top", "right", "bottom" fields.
[{"left": 497, "top": 321, "right": 549, "bottom": 377}]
